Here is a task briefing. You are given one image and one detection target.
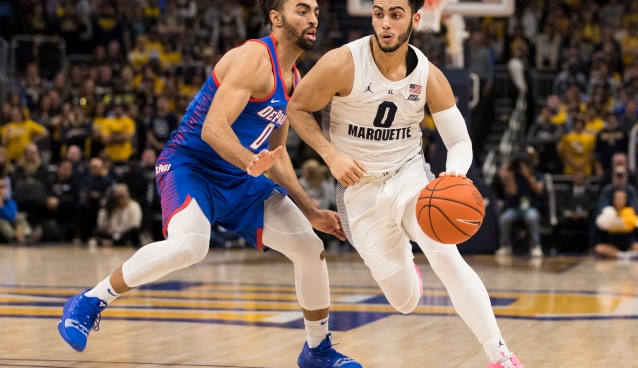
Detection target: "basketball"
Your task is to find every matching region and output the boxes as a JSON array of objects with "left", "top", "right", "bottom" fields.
[{"left": 416, "top": 176, "right": 485, "bottom": 244}]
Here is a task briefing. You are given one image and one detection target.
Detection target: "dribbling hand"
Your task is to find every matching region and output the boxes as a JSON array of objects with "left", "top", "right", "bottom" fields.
[
  {"left": 439, "top": 171, "right": 473, "bottom": 183},
  {"left": 246, "top": 146, "right": 283, "bottom": 177}
]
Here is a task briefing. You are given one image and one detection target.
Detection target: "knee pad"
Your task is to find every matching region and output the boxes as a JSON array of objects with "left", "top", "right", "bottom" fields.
[
  {"left": 377, "top": 263, "right": 422, "bottom": 314},
  {"left": 281, "top": 231, "right": 325, "bottom": 264},
  {"left": 165, "top": 199, "right": 211, "bottom": 266}
]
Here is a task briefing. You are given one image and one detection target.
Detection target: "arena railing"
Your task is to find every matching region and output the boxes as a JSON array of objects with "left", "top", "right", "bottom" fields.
[
  {"left": 0, "top": 36, "right": 8, "bottom": 104},
  {"left": 9, "top": 34, "right": 66, "bottom": 80},
  {"left": 481, "top": 92, "right": 527, "bottom": 185}
]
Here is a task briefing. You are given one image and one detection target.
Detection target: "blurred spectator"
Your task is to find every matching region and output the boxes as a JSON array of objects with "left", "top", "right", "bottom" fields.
[
  {"left": 620, "top": 23, "right": 638, "bottom": 67},
  {"left": 46, "top": 159, "right": 79, "bottom": 241},
  {"left": 0, "top": 147, "right": 14, "bottom": 198},
  {"left": 600, "top": 152, "right": 636, "bottom": 187},
  {"left": 90, "top": 102, "right": 108, "bottom": 158},
  {"left": 134, "top": 148, "right": 162, "bottom": 241},
  {"left": 76, "top": 157, "right": 114, "bottom": 241},
  {"left": 526, "top": 106, "right": 562, "bottom": 174},
  {"left": 13, "top": 143, "right": 50, "bottom": 186},
  {"left": 495, "top": 156, "right": 545, "bottom": 258},
  {"left": 146, "top": 96, "right": 178, "bottom": 155},
  {"left": 54, "top": 0, "right": 89, "bottom": 54},
  {"left": 92, "top": 1, "right": 124, "bottom": 47},
  {"left": 557, "top": 172, "right": 596, "bottom": 227},
  {"left": 61, "top": 103, "right": 93, "bottom": 157},
  {"left": 24, "top": 1, "right": 49, "bottom": 34},
  {"left": 0, "top": 177, "right": 30, "bottom": 244},
  {"left": 65, "top": 144, "right": 89, "bottom": 183},
  {"left": 620, "top": 99, "right": 638, "bottom": 132},
  {"left": 106, "top": 40, "right": 126, "bottom": 75},
  {"left": 597, "top": 166, "right": 638, "bottom": 213},
  {"left": 20, "top": 63, "right": 49, "bottom": 111},
  {"left": 101, "top": 99, "right": 135, "bottom": 164},
  {"left": 298, "top": 158, "right": 341, "bottom": 250},
  {"left": 558, "top": 115, "right": 596, "bottom": 175},
  {"left": 12, "top": 143, "right": 51, "bottom": 239},
  {"left": 584, "top": 103, "right": 605, "bottom": 134},
  {"left": 553, "top": 62, "right": 588, "bottom": 98},
  {"left": 546, "top": 94, "right": 569, "bottom": 127},
  {"left": 209, "top": 1, "right": 246, "bottom": 51},
  {"left": 299, "top": 159, "right": 335, "bottom": 211},
  {"left": 129, "top": 35, "right": 151, "bottom": 70},
  {"left": 594, "top": 112, "right": 628, "bottom": 178},
  {"left": 468, "top": 29, "right": 495, "bottom": 155},
  {"left": 507, "top": 42, "right": 528, "bottom": 98},
  {"left": 92, "top": 183, "right": 142, "bottom": 247},
  {"left": 600, "top": 0, "right": 625, "bottom": 28},
  {"left": 534, "top": 22, "right": 562, "bottom": 71},
  {"left": 1, "top": 107, "right": 48, "bottom": 162},
  {"left": 594, "top": 189, "right": 638, "bottom": 259}
]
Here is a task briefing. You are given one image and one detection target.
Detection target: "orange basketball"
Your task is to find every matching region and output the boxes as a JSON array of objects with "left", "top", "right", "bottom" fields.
[{"left": 416, "top": 176, "right": 485, "bottom": 244}]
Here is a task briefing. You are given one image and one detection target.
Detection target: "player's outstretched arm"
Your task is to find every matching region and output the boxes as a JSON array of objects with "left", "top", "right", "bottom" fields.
[
  {"left": 287, "top": 47, "right": 367, "bottom": 187},
  {"left": 201, "top": 43, "right": 274, "bottom": 173},
  {"left": 426, "top": 62, "right": 473, "bottom": 177},
  {"left": 267, "top": 123, "right": 345, "bottom": 240}
]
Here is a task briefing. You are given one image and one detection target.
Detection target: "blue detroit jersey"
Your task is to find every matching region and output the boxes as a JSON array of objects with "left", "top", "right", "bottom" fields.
[{"left": 161, "top": 34, "right": 299, "bottom": 174}]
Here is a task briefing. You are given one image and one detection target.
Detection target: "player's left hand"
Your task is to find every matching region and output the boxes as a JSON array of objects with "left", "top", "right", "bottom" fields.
[
  {"left": 439, "top": 171, "right": 473, "bottom": 183},
  {"left": 308, "top": 209, "right": 346, "bottom": 241},
  {"left": 247, "top": 146, "right": 283, "bottom": 177}
]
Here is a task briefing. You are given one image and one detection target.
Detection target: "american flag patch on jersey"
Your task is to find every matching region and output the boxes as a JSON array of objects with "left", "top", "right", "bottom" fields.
[{"left": 409, "top": 84, "right": 422, "bottom": 94}]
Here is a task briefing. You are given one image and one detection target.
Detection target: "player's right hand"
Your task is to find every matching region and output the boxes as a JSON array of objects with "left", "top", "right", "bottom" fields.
[
  {"left": 326, "top": 151, "right": 366, "bottom": 187},
  {"left": 247, "top": 147, "right": 283, "bottom": 177}
]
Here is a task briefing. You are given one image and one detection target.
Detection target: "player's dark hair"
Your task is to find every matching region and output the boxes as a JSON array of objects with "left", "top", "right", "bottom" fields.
[
  {"left": 256, "top": 0, "right": 286, "bottom": 26},
  {"left": 409, "top": 0, "right": 425, "bottom": 14}
]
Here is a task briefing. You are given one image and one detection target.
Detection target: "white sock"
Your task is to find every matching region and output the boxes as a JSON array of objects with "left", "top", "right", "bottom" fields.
[
  {"left": 618, "top": 250, "right": 638, "bottom": 260},
  {"left": 484, "top": 337, "right": 511, "bottom": 363},
  {"left": 304, "top": 317, "right": 329, "bottom": 348},
  {"left": 84, "top": 276, "right": 121, "bottom": 304}
]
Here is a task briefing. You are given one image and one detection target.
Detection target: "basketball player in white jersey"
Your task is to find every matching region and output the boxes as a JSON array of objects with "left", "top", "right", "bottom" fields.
[{"left": 287, "top": 1, "right": 525, "bottom": 367}]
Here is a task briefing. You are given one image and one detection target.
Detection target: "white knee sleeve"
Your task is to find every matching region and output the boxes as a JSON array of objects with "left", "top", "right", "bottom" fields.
[
  {"left": 262, "top": 193, "right": 330, "bottom": 311},
  {"left": 377, "top": 262, "right": 423, "bottom": 314},
  {"left": 122, "top": 199, "right": 211, "bottom": 287}
]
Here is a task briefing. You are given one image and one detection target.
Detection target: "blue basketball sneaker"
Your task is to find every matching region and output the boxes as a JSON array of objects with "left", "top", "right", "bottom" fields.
[
  {"left": 57, "top": 289, "right": 107, "bottom": 352},
  {"left": 298, "top": 333, "right": 362, "bottom": 367}
]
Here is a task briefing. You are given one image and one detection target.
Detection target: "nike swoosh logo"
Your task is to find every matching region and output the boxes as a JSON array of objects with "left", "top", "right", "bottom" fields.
[
  {"left": 456, "top": 219, "right": 482, "bottom": 227},
  {"left": 107, "top": 288, "right": 117, "bottom": 297},
  {"left": 320, "top": 320, "right": 328, "bottom": 325},
  {"left": 65, "top": 319, "right": 89, "bottom": 336},
  {"left": 271, "top": 99, "right": 281, "bottom": 103}
]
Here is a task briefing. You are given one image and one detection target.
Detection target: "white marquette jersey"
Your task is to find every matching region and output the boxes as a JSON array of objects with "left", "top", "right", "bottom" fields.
[{"left": 323, "top": 36, "right": 428, "bottom": 176}]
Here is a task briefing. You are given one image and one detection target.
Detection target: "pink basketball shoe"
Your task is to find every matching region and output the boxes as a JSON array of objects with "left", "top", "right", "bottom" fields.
[{"left": 489, "top": 352, "right": 524, "bottom": 368}]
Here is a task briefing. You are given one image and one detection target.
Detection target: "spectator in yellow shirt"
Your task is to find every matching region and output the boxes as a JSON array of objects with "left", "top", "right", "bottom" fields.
[
  {"left": 546, "top": 94, "right": 568, "bottom": 127},
  {"left": 558, "top": 114, "right": 596, "bottom": 175},
  {"left": 101, "top": 99, "right": 135, "bottom": 164},
  {"left": 1, "top": 107, "right": 48, "bottom": 162}
]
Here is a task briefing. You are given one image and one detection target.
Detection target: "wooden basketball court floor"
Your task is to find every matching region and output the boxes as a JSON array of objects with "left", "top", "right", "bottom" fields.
[{"left": 0, "top": 245, "right": 636, "bottom": 368}]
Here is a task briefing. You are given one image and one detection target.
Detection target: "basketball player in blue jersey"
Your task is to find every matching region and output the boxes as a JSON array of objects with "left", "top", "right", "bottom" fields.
[
  {"left": 57, "top": 1, "right": 361, "bottom": 367},
  {"left": 287, "top": 0, "right": 525, "bottom": 367}
]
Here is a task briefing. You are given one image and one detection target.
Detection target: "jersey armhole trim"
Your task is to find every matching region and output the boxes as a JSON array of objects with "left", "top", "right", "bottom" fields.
[
  {"left": 270, "top": 34, "right": 292, "bottom": 101},
  {"left": 246, "top": 38, "right": 277, "bottom": 103},
  {"left": 212, "top": 68, "right": 220, "bottom": 87}
]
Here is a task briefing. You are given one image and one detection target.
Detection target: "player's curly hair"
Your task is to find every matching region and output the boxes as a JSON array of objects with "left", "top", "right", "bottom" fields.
[
  {"left": 409, "top": 0, "right": 425, "bottom": 14},
  {"left": 256, "top": 0, "right": 286, "bottom": 26}
]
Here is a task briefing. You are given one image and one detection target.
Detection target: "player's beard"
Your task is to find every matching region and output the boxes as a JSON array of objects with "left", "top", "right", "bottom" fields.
[
  {"left": 282, "top": 15, "right": 316, "bottom": 51},
  {"left": 373, "top": 21, "right": 413, "bottom": 53}
]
